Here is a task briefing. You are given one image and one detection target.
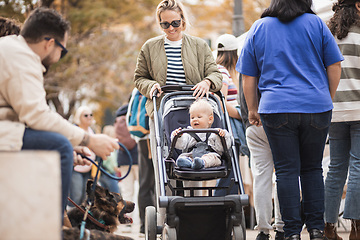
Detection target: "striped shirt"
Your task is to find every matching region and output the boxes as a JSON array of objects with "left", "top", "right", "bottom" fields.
[
  {"left": 218, "top": 65, "right": 238, "bottom": 106},
  {"left": 332, "top": 26, "right": 360, "bottom": 122},
  {"left": 164, "top": 38, "right": 186, "bottom": 85}
]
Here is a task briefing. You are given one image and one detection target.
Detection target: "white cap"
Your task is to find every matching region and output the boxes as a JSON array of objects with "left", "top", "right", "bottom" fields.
[{"left": 216, "top": 34, "right": 238, "bottom": 51}]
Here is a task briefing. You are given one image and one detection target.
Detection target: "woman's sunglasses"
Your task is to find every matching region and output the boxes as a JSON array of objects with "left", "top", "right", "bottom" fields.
[
  {"left": 160, "top": 19, "right": 182, "bottom": 29},
  {"left": 84, "top": 114, "right": 93, "bottom": 118}
]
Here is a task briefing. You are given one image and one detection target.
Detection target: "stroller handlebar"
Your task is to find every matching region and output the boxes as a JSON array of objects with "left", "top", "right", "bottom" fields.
[{"left": 152, "top": 85, "right": 223, "bottom": 99}]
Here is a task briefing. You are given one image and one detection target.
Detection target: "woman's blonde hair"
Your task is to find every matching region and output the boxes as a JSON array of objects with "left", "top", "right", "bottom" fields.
[
  {"left": 156, "top": 0, "right": 189, "bottom": 30},
  {"left": 73, "top": 106, "right": 92, "bottom": 126}
]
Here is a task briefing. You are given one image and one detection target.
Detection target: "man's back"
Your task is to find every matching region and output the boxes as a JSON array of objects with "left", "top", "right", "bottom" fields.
[{"left": 0, "top": 34, "right": 83, "bottom": 151}]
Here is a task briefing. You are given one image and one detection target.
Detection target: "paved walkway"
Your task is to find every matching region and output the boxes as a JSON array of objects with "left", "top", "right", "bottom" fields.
[{"left": 114, "top": 219, "right": 351, "bottom": 240}]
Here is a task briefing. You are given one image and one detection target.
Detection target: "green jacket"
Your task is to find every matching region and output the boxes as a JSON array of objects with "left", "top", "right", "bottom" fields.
[{"left": 134, "top": 33, "right": 223, "bottom": 118}]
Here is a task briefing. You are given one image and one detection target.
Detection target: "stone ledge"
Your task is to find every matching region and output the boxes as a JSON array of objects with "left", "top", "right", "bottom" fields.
[{"left": 0, "top": 151, "right": 61, "bottom": 240}]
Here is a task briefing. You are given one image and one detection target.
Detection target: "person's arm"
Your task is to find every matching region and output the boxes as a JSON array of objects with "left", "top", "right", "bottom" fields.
[
  {"left": 242, "top": 74, "right": 261, "bottom": 126},
  {"left": 80, "top": 132, "right": 119, "bottom": 160},
  {"left": 134, "top": 44, "right": 160, "bottom": 98},
  {"left": 326, "top": 61, "right": 342, "bottom": 100},
  {"left": 220, "top": 80, "right": 241, "bottom": 119},
  {"left": 202, "top": 42, "right": 223, "bottom": 92}
]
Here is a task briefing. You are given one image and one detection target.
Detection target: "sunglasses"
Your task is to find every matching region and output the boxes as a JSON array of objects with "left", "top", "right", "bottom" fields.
[
  {"left": 44, "top": 37, "right": 68, "bottom": 59},
  {"left": 160, "top": 19, "right": 182, "bottom": 29},
  {"left": 84, "top": 114, "right": 93, "bottom": 118}
]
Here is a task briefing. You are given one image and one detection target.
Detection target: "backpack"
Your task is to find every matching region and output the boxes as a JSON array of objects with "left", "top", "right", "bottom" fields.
[{"left": 127, "top": 89, "right": 150, "bottom": 138}]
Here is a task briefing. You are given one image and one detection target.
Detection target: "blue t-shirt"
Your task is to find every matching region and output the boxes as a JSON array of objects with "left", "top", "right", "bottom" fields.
[{"left": 237, "top": 13, "right": 344, "bottom": 114}]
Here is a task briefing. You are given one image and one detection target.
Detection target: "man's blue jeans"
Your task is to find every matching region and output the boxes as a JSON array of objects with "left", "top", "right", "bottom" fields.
[
  {"left": 260, "top": 111, "right": 331, "bottom": 237},
  {"left": 325, "top": 121, "right": 360, "bottom": 222},
  {"left": 22, "top": 128, "right": 73, "bottom": 219}
]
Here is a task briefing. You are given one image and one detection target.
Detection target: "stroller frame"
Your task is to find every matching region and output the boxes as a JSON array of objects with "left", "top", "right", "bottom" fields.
[{"left": 146, "top": 85, "right": 249, "bottom": 240}]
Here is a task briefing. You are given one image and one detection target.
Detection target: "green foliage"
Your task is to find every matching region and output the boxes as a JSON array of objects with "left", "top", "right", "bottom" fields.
[{"left": 67, "top": 0, "right": 115, "bottom": 35}]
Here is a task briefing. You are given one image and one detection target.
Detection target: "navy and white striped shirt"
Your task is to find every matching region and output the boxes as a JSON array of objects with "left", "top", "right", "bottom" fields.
[{"left": 165, "top": 38, "right": 186, "bottom": 85}]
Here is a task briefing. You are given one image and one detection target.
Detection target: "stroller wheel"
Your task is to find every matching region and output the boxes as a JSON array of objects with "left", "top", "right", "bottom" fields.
[
  {"left": 232, "top": 211, "right": 247, "bottom": 240},
  {"left": 145, "top": 206, "right": 157, "bottom": 240},
  {"left": 231, "top": 225, "right": 245, "bottom": 240},
  {"left": 162, "top": 224, "right": 177, "bottom": 240}
]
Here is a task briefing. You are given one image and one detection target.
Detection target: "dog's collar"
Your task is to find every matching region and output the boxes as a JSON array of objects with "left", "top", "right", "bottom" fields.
[
  {"left": 67, "top": 197, "right": 110, "bottom": 231},
  {"left": 88, "top": 210, "right": 106, "bottom": 225}
]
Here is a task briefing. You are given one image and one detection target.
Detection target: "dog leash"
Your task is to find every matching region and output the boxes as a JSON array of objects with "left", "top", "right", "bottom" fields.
[
  {"left": 76, "top": 142, "right": 132, "bottom": 240},
  {"left": 80, "top": 158, "right": 103, "bottom": 239},
  {"left": 78, "top": 142, "right": 133, "bottom": 181},
  {"left": 67, "top": 197, "right": 110, "bottom": 231}
]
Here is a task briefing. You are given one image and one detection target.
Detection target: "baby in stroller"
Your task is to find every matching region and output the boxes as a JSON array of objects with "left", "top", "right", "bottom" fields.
[{"left": 171, "top": 99, "right": 232, "bottom": 170}]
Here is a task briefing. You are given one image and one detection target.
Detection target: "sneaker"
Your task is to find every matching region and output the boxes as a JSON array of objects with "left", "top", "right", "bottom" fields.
[
  {"left": 176, "top": 157, "right": 192, "bottom": 168},
  {"left": 309, "top": 229, "right": 328, "bottom": 240},
  {"left": 275, "top": 230, "right": 285, "bottom": 240},
  {"left": 192, "top": 157, "right": 205, "bottom": 170},
  {"left": 122, "top": 224, "right": 132, "bottom": 233},
  {"left": 256, "top": 232, "right": 270, "bottom": 240}
]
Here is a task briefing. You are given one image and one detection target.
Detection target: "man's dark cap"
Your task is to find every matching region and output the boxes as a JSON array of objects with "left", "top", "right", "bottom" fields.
[{"left": 116, "top": 104, "right": 128, "bottom": 117}]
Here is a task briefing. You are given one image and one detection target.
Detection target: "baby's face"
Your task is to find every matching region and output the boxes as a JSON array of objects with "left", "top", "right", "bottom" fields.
[{"left": 190, "top": 109, "right": 213, "bottom": 129}]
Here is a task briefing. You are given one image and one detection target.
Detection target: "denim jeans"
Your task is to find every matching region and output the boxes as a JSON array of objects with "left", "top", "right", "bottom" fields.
[
  {"left": 99, "top": 172, "right": 120, "bottom": 194},
  {"left": 21, "top": 128, "right": 73, "bottom": 219},
  {"left": 68, "top": 170, "right": 91, "bottom": 206},
  {"left": 260, "top": 111, "right": 331, "bottom": 237},
  {"left": 325, "top": 121, "right": 360, "bottom": 222}
]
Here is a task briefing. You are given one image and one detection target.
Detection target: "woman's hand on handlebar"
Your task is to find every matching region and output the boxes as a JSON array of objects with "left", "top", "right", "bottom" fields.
[
  {"left": 192, "top": 79, "right": 211, "bottom": 99},
  {"left": 150, "top": 83, "right": 162, "bottom": 97}
]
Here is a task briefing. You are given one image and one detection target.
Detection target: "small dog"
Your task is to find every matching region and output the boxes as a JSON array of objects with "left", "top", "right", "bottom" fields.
[{"left": 67, "top": 180, "right": 135, "bottom": 233}]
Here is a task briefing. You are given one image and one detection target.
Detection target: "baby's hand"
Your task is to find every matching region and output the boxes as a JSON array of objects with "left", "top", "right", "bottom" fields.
[
  {"left": 218, "top": 128, "right": 226, "bottom": 137},
  {"left": 172, "top": 127, "right": 182, "bottom": 137}
]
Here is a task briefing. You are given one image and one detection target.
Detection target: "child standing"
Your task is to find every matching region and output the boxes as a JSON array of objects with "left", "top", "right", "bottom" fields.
[{"left": 171, "top": 99, "right": 232, "bottom": 170}]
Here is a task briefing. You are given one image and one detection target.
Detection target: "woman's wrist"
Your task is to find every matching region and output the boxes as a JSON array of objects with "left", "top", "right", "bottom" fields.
[{"left": 204, "top": 79, "right": 212, "bottom": 88}]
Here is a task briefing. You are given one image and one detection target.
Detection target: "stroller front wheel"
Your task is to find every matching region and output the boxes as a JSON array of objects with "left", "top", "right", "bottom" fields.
[
  {"left": 231, "top": 225, "right": 245, "bottom": 240},
  {"left": 145, "top": 206, "right": 157, "bottom": 240},
  {"left": 162, "top": 224, "right": 177, "bottom": 240}
]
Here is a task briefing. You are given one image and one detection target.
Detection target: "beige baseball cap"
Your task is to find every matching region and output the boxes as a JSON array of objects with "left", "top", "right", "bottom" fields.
[{"left": 216, "top": 33, "right": 238, "bottom": 51}]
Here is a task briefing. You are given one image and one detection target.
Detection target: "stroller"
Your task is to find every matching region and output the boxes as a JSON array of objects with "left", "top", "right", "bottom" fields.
[{"left": 145, "top": 85, "right": 249, "bottom": 240}]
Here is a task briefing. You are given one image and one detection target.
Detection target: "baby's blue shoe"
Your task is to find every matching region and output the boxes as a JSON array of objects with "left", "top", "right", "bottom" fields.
[
  {"left": 192, "top": 157, "right": 205, "bottom": 170},
  {"left": 176, "top": 157, "right": 192, "bottom": 168}
]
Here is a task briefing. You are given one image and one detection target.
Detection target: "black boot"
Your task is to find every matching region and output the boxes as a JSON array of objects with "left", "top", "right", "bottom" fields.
[
  {"left": 275, "top": 230, "right": 285, "bottom": 240},
  {"left": 309, "top": 229, "right": 328, "bottom": 240}
]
